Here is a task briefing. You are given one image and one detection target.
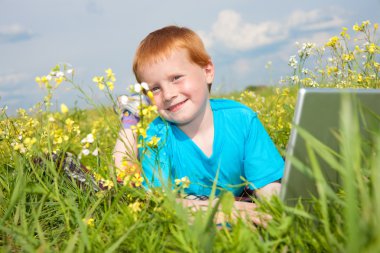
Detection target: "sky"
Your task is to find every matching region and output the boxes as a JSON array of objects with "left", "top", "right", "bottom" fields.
[{"left": 1, "top": 0, "right": 379, "bottom": 115}]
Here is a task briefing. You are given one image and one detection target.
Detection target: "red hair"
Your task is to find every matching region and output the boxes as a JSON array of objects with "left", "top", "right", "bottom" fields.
[{"left": 133, "top": 26, "right": 211, "bottom": 86}]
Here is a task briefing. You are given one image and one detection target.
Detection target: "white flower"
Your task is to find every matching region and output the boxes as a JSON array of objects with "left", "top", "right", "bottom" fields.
[
  {"left": 141, "top": 82, "right": 149, "bottom": 91},
  {"left": 66, "top": 69, "right": 73, "bottom": 74},
  {"left": 81, "top": 133, "right": 94, "bottom": 144},
  {"left": 56, "top": 71, "right": 64, "bottom": 78},
  {"left": 86, "top": 133, "right": 94, "bottom": 143},
  {"left": 134, "top": 83, "right": 142, "bottom": 93},
  {"left": 92, "top": 148, "right": 99, "bottom": 156},
  {"left": 288, "top": 55, "right": 298, "bottom": 69},
  {"left": 82, "top": 149, "right": 90, "bottom": 156}
]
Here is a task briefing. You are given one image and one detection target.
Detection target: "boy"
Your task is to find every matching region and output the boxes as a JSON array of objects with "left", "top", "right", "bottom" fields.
[{"left": 114, "top": 25, "right": 284, "bottom": 223}]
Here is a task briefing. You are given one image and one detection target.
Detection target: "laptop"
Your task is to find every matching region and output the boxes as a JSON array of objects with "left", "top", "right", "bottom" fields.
[{"left": 280, "top": 88, "right": 380, "bottom": 206}]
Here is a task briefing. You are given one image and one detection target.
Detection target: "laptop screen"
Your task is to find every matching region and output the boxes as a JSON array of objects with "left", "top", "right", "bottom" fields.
[{"left": 280, "top": 88, "right": 380, "bottom": 206}]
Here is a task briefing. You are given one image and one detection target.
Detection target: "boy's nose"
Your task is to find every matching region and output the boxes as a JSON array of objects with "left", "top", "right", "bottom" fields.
[{"left": 162, "top": 86, "right": 177, "bottom": 101}]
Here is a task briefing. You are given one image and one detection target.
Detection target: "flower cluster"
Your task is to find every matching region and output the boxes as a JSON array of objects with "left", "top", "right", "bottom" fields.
[
  {"left": 282, "top": 20, "right": 380, "bottom": 88},
  {"left": 92, "top": 68, "right": 116, "bottom": 91}
]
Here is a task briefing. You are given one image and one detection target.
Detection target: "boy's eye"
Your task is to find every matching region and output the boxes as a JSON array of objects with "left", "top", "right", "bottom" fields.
[
  {"left": 172, "top": 75, "right": 182, "bottom": 82},
  {"left": 151, "top": 86, "right": 160, "bottom": 93}
]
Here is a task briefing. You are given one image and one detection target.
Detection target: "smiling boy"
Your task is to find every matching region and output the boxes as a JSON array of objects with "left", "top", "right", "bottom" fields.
[{"left": 114, "top": 25, "right": 284, "bottom": 222}]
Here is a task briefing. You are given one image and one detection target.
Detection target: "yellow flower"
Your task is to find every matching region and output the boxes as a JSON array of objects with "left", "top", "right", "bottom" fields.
[
  {"left": 83, "top": 218, "right": 95, "bottom": 227},
  {"left": 325, "top": 36, "right": 339, "bottom": 48},
  {"left": 357, "top": 74, "right": 363, "bottom": 83},
  {"left": 106, "top": 81, "right": 114, "bottom": 91},
  {"left": 374, "top": 23, "right": 379, "bottom": 30},
  {"left": 92, "top": 76, "right": 105, "bottom": 90},
  {"left": 362, "top": 20, "right": 370, "bottom": 27},
  {"left": 366, "top": 43, "right": 377, "bottom": 54},
  {"left": 353, "top": 23, "right": 361, "bottom": 32},
  {"left": 60, "top": 103, "right": 69, "bottom": 114},
  {"left": 128, "top": 201, "right": 142, "bottom": 213},
  {"left": 102, "top": 180, "right": 114, "bottom": 189},
  {"left": 132, "top": 173, "right": 144, "bottom": 187},
  {"left": 175, "top": 176, "right": 190, "bottom": 189},
  {"left": 147, "top": 136, "right": 160, "bottom": 148},
  {"left": 105, "top": 68, "right": 116, "bottom": 82},
  {"left": 147, "top": 91, "right": 154, "bottom": 100},
  {"left": 55, "top": 76, "right": 64, "bottom": 86},
  {"left": 35, "top": 76, "right": 49, "bottom": 88}
]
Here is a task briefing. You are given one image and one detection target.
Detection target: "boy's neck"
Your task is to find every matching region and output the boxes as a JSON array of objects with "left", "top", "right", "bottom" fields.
[{"left": 177, "top": 100, "right": 214, "bottom": 139}]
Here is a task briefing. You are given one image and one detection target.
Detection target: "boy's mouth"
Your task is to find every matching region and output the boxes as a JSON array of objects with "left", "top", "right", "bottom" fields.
[{"left": 167, "top": 99, "right": 188, "bottom": 112}]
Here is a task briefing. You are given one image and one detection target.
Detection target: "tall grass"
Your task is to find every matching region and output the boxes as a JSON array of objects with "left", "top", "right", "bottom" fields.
[{"left": 1, "top": 88, "right": 380, "bottom": 252}]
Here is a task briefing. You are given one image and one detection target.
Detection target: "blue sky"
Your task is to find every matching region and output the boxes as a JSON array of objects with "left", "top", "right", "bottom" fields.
[{"left": 1, "top": 0, "right": 379, "bottom": 114}]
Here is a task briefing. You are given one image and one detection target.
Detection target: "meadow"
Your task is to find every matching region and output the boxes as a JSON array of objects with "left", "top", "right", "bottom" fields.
[{"left": 0, "top": 21, "right": 379, "bottom": 252}]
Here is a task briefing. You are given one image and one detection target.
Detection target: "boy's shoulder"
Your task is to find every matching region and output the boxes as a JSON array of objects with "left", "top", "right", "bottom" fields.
[{"left": 210, "top": 98, "right": 256, "bottom": 116}]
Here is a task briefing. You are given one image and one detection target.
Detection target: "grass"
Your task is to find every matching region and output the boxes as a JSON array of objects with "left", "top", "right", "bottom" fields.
[{"left": 1, "top": 87, "right": 380, "bottom": 252}]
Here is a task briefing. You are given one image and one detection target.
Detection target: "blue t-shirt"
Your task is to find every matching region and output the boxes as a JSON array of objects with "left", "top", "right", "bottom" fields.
[{"left": 138, "top": 99, "right": 284, "bottom": 196}]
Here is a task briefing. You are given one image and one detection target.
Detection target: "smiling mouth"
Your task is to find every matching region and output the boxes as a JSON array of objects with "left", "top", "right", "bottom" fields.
[{"left": 167, "top": 100, "right": 188, "bottom": 112}]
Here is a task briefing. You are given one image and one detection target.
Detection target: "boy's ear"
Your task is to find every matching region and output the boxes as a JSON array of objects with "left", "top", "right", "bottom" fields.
[{"left": 204, "top": 60, "right": 215, "bottom": 84}]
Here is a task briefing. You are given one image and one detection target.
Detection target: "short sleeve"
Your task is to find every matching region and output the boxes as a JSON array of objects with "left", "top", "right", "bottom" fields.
[{"left": 243, "top": 115, "right": 284, "bottom": 189}]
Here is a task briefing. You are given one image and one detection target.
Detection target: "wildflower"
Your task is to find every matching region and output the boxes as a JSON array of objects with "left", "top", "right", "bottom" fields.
[
  {"left": 366, "top": 43, "right": 377, "bottom": 54},
  {"left": 92, "top": 147, "right": 99, "bottom": 156},
  {"left": 60, "top": 103, "right": 69, "bottom": 114},
  {"left": 325, "top": 36, "right": 340, "bottom": 48},
  {"left": 342, "top": 53, "right": 354, "bottom": 62},
  {"left": 105, "top": 68, "right": 116, "bottom": 82},
  {"left": 83, "top": 218, "right": 95, "bottom": 227},
  {"left": 134, "top": 83, "right": 142, "bottom": 93},
  {"left": 81, "top": 133, "right": 94, "bottom": 144},
  {"left": 35, "top": 76, "right": 50, "bottom": 88},
  {"left": 147, "top": 136, "right": 160, "bottom": 148},
  {"left": 129, "top": 201, "right": 142, "bottom": 213},
  {"left": 340, "top": 27, "right": 349, "bottom": 38},
  {"left": 147, "top": 91, "right": 154, "bottom": 100},
  {"left": 93, "top": 76, "right": 105, "bottom": 90},
  {"left": 82, "top": 149, "right": 90, "bottom": 156},
  {"left": 102, "top": 179, "right": 114, "bottom": 189},
  {"left": 362, "top": 20, "right": 370, "bottom": 27},
  {"left": 288, "top": 55, "right": 298, "bottom": 69},
  {"left": 353, "top": 23, "right": 361, "bottom": 32},
  {"left": 141, "top": 82, "right": 149, "bottom": 91},
  {"left": 106, "top": 81, "right": 114, "bottom": 91},
  {"left": 175, "top": 176, "right": 190, "bottom": 189},
  {"left": 301, "top": 68, "right": 309, "bottom": 75},
  {"left": 132, "top": 173, "right": 144, "bottom": 187},
  {"left": 374, "top": 23, "right": 379, "bottom": 30}
]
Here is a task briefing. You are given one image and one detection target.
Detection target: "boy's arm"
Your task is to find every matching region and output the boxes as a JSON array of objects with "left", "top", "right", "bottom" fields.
[
  {"left": 255, "top": 181, "right": 281, "bottom": 199},
  {"left": 113, "top": 94, "right": 142, "bottom": 169},
  {"left": 113, "top": 128, "right": 138, "bottom": 169}
]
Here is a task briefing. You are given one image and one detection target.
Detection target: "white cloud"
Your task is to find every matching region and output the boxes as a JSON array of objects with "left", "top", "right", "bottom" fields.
[
  {"left": 207, "top": 10, "right": 287, "bottom": 51},
  {"left": 0, "top": 24, "right": 34, "bottom": 43},
  {"left": 287, "top": 9, "right": 345, "bottom": 31},
  {"left": 202, "top": 8, "right": 345, "bottom": 52},
  {"left": 0, "top": 73, "right": 29, "bottom": 86}
]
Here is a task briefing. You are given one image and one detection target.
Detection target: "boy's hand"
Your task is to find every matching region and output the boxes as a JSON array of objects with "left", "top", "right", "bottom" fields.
[
  {"left": 215, "top": 201, "right": 272, "bottom": 227},
  {"left": 178, "top": 198, "right": 272, "bottom": 227},
  {"left": 115, "top": 94, "right": 150, "bottom": 128}
]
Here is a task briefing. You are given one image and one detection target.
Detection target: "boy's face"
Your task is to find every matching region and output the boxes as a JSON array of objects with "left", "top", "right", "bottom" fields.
[{"left": 139, "top": 49, "right": 214, "bottom": 126}]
